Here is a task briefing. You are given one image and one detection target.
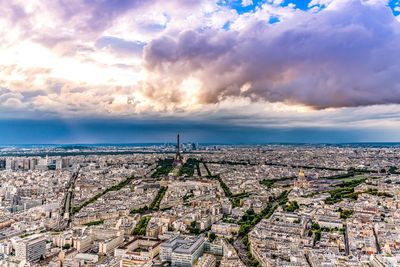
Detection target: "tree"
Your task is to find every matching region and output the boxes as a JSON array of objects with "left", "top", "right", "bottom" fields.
[
  {"left": 312, "top": 223, "right": 320, "bottom": 230},
  {"left": 209, "top": 232, "right": 216, "bottom": 242},
  {"left": 189, "top": 221, "right": 200, "bottom": 234}
]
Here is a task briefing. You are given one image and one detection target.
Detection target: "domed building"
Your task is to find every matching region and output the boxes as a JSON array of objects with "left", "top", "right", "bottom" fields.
[{"left": 293, "top": 168, "right": 310, "bottom": 189}]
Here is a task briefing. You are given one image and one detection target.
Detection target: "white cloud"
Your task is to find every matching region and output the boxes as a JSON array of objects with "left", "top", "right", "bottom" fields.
[{"left": 242, "top": 0, "right": 253, "bottom": 7}]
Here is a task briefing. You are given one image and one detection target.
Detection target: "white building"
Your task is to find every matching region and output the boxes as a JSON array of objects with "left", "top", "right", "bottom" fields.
[
  {"left": 15, "top": 234, "right": 46, "bottom": 262},
  {"left": 160, "top": 235, "right": 205, "bottom": 267}
]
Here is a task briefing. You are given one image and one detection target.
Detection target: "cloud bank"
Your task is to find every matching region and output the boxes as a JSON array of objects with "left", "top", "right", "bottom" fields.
[
  {"left": 0, "top": 0, "right": 400, "bottom": 130},
  {"left": 143, "top": 0, "right": 400, "bottom": 109}
]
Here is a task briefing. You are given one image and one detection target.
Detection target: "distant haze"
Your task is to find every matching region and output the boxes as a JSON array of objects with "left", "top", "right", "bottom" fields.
[{"left": 0, "top": 119, "right": 398, "bottom": 144}]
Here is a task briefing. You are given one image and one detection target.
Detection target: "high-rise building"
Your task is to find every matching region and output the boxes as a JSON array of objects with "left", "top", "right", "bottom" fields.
[
  {"left": 5, "top": 159, "right": 16, "bottom": 170},
  {"left": 15, "top": 234, "right": 46, "bottom": 262},
  {"left": 0, "top": 159, "right": 5, "bottom": 169},
  {"left": 22, "top": 158, "right": 30, "bottom": 170},
  {"left": 191, "top": 143, "right": 197, "bottom": 151},
  {"left": 30, "top": 158, "right": 38, "bottom": 170},
  {"left": 56, "top": 158, "right": 69, "bottom": 169},
  {"left": 36, "top": 156, "right": 49, "bottom": 170}
]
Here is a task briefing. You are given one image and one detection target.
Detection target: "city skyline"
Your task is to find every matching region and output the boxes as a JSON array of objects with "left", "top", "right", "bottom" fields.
[{"left": 1, "top": 0, "right": 400, "bottom": 143}]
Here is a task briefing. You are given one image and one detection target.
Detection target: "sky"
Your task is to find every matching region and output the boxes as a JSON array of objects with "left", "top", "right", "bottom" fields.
[{"left": 1, "top": 0, "right": 400, "bottom": 144}]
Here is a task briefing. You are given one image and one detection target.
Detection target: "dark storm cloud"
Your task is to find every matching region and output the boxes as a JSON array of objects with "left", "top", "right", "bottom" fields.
[{"left": 143, "top": 0, "right": 400, "bottom": 108}]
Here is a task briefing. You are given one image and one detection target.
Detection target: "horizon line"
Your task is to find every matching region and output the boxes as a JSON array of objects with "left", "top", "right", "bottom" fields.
[{"left": 2, "top": 141, "right": 400, "bottom": 146}]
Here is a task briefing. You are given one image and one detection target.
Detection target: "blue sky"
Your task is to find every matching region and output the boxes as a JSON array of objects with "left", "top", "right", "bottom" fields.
[
  {"left": 223, "top": 0, "right": 313, "bottom": 13},
  {"left": 389, "top": 0, "right": 400, "bottom": 15},
  {"left": 227, "top": 0, "right": 399, "bottom": 14},
  {"left": 0, "top": 0, "right": 400, "bottom": 144}
]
